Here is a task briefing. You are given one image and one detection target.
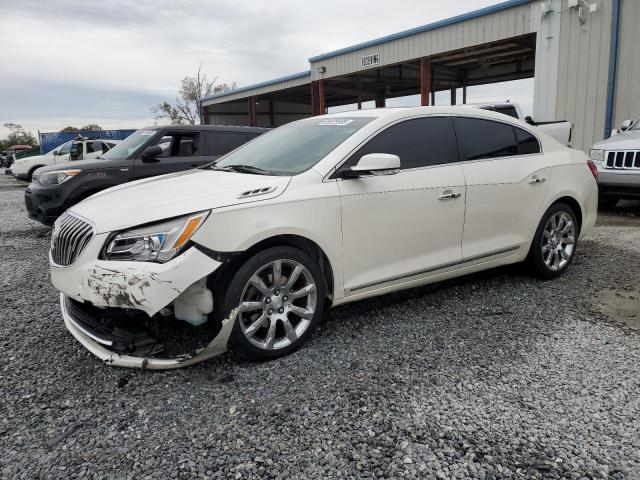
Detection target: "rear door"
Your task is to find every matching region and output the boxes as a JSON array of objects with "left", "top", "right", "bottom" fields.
[
  {"left": 132, "top": 131, "right": 208, "bottom": 179},
  {"left": 454, "top": 116, "right": 550, "bottom": 260}
]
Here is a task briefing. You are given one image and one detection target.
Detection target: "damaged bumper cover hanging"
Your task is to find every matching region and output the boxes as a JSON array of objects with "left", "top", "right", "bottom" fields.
[{"left": 60, "top": 293, "right": 238, "bottom": 369}]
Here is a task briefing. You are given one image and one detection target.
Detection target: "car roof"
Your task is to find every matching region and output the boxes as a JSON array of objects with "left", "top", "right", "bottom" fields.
[{"left": 140, "top": 124, "right": 269, "bottom": 133}]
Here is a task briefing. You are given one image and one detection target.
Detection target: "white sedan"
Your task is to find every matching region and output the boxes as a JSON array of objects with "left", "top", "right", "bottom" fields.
[{"left": 49, "top": 107, "right": 598, "bottom": 368}]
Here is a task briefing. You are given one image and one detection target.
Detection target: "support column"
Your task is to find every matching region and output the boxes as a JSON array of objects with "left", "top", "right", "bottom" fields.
[
  {"left": 450, "top": 85, "right": 456, "bottom": 106},
  {"left": 269, "top": 100, "right": 275, "bottom": 127},
  {"left": 430, "top": 90, "right": 435, "bottom": 106},
  {"left": 248, "top": 96, "right": 257, "bottom": 126},
  {"left": 311, "top": 81, "right": 320, "bottom": 116},
  {"left": 318, "top": 79, "right": 325, "bottom": 114},
  {"left": 420, "top": 57, "right": 431, "bottom": 106},
  {"left": 462, "top": 85, "right": 467, "bottom": 104},
  {"left": 375, "top": 95, "right": 386, "bottom": 108},
  {"left": 357, "top": 77, "right": 362, "bottom": 110}
]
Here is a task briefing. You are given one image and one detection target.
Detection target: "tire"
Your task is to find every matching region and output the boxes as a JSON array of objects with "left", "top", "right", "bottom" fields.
[
  {"left": 216, "top": 246, "right": 326, "bottom": 360},
  {"left": 598, "top": 195, "right": 619, "bottom": 209},
  {"left": 27, "top": 166, "right": 43, "bottom": 182},
  {"left": 528, "top": 202, "right": 578, "bottom": 279}
]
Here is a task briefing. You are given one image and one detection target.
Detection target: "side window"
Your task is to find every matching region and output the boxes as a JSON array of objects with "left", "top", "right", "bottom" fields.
[
  {"left": 207, "top": 132, "right": 252, "bottom": 155},
  {"left": 86, "top": 141, "right": 102, "bottom": 154},
  {"left": 151, "top": 133, "right": 200, "bottom": 157},
  {"left": 515, "top": 127, "right": 541, "bottom": 154},
  {"left": 494, "top": 106, "right": 519, "bottom": 119},
  {"left": 346, "top": 117, "right": 458, "bottom": 170},
  {"left": 454, "top": 117, "right": 518, "bottom": 161}
]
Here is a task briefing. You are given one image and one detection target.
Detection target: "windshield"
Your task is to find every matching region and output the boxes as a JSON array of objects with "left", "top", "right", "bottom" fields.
[
  {"left": 214, "top": 117, "right": 373, "bottom": 175},
  {"left": 101, "top": 129, "right": 156, "bottom": 160}
]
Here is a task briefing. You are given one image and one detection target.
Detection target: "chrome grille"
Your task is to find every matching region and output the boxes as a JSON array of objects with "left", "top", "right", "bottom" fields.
[
  {"left": 50, "top": 212, "right": 94, "bottom": 266},
  {"left": 605, "top": 150, "right": 640, "bottom": 170}
]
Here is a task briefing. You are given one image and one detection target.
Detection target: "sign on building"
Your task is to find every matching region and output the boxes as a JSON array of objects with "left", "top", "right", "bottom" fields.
[{"left": 361, "top": 53, "right": 380, "bottom": 68}]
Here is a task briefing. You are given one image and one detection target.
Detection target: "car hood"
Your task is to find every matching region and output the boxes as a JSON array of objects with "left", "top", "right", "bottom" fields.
[
  {"left": 592, "top": 129, "right": 640, "bottom": 150},
  {"left": 69, "top": 169, "right": 291, "bottom": 234},
  {"left": 35, "top": 157, "right": 127, "bottom": 174}
]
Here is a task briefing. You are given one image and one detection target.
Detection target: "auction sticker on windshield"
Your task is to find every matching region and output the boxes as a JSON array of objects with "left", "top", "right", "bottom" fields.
[{"left": 317, "top": 119, "right": 354, "bottom": 126}]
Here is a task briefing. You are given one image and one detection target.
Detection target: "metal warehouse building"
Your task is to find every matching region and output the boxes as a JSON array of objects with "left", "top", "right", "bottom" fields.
[{"left": 200, "top": 0, "right": 640, "bottom": 152}]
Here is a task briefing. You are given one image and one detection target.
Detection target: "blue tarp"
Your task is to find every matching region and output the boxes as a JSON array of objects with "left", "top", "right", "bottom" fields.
[{"left": 38, "top": 129, "right": 137, "bottom": 154}]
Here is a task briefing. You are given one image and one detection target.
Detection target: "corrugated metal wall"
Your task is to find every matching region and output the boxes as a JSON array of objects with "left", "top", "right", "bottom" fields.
[
  {"left": 207, "top": 100, "right": 310, "bottom": 127},
  {"left": 555, "top": 0, "right": 613, "bottom": 151},
  {"left": 310, "top": 4, "right": 534, "bottom": 80},
  {"left": 203, "top": 74, "right": 310, "bottom": 106},
  {"left": 613, "top": 0, "right": 640, "bottom": 129}
]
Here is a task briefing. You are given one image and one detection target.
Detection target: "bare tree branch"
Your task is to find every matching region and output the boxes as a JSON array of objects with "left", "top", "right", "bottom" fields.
[{"left": 152, "top": 64, "right": 234, "bottom": 125}]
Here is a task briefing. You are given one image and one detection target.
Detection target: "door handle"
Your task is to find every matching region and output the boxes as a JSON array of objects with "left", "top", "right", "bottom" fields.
[
  {"left": 529, "top": 176, "right": 546, "bottom": 184},
  {"left": 439, "top": 191, "right": 462, "bottom": 200}
]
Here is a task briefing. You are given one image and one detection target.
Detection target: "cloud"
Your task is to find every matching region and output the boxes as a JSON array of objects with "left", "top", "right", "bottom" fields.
[{"left": 0, "top": 0, "right": 533, "bottom": 136}]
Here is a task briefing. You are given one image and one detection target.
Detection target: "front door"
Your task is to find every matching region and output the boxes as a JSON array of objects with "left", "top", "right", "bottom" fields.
[
  {"left": 336, "top": 116, "right": 466, "bottom": 295},
  {"left": 453, "top": 116, "right": 550, "bottom": 259}
]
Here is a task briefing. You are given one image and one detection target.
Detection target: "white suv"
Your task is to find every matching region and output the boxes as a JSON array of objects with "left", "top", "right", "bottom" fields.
[
  {"left": 11, "top": 138, "right": 120, "bottom": 181},
  {"left": 49, "top": 107, "right": 598, "bottom": 368}
]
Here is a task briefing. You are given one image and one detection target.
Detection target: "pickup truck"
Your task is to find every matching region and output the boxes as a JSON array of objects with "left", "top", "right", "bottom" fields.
[
  {"left": 472, "top": 102, "right": 572, "bottom": 146},
  {"left": 10, "top": 137, "right": 120, "bottom": 181},
  {"left": 589, "top": 118, "right": 640, "bottom": 207}
]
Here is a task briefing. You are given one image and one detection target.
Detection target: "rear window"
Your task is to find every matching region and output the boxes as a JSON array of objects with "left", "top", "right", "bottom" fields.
[
  {"left": 454, "top": 117, "right": 518, "bottom": 161},
  {"left": 207, "top": 132, "right": 254, "bottom": 156}
]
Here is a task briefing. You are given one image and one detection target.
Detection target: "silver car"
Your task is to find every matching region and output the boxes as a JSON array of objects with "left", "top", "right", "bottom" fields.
[{"left": 590, "top": 119, "right": 640, "bottom": 207}]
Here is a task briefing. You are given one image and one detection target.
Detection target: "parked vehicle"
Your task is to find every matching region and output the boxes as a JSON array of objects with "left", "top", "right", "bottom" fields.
[
  {"left": 473, "top": 102, "right": 572, "bottom": 146},
  {"left": 589, "top": 118, "right": 640, "bottom": 207},
  {"left": 26, "top": 125, "right": 266, "bottom": 225},
  {"left": 2, "top": 145, "right": 34, "bottom": 168},
  {"left": 48, "top": 107, "right": 598, "bottom": 368},
  {"left": 11, "top": 137, "right": 121, "bottom": 181},
  {"left": 4, "top": 146, "right": 41, "bottom": 169}
]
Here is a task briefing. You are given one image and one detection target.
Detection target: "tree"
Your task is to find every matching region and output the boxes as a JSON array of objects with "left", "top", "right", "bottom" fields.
[
  {"left": 152, "top": 64, "right": 235, "bottom": 125},
  {"left": 2, "top": 123, "right": 37, "bottom": 148},
  {"left": 61, "top": 124, "right": 102, "bottom": 132}
]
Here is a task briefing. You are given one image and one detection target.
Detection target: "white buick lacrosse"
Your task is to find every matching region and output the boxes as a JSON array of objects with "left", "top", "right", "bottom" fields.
[{"left": 49, "top": 107, "right": 598, "bottom": 368}]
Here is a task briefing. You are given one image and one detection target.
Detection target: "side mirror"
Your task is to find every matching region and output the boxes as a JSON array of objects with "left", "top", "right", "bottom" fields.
[
  {"left": 53, "top": 150, "right": 59, "bottom": 155},
  {"left": 524, "top": 115, "right": 535, "bottom": 125},
  {"left": 141, "top": 145, "right": 163, "bottom": 161},
  {"left": 621, "top": 119, "right": 633, "bottom": 131},
  {"left": 341, "top": 153, "right": 400, "bottom": 178}
]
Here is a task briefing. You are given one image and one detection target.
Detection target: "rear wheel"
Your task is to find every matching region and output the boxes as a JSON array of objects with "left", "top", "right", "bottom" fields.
[
  {"left": 218, "top": 246, "right": 326, "bottom": 360},
  {"left": 528, "top": 203, "right": 578, "bottom": 279}
]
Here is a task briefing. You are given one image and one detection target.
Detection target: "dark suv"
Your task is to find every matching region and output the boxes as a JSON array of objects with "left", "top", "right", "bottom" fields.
[{"left": 25, "top": 125, "right": 267, "bottom": 225}]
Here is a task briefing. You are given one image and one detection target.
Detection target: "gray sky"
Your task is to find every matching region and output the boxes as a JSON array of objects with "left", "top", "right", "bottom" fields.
[{"left": 0, "top": 0, "right": 534, "bottom": 138}]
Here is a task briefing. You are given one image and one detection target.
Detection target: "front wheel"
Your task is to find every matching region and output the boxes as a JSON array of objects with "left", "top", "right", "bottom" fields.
[
  {"left": 218, "top": 246, "right": 326, "bottom": 360},
  {"left": 528, "top": 203, "right": 578, "bottom": 279}
]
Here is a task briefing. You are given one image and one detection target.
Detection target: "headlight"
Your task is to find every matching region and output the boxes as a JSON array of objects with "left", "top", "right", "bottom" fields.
[
  {"left": 103, "top": 211, "right": 209, "bottom": 263},
  {"left": 589, "top": 149, "right": 604, "bottom": 162},
  {"left": 38, "top": 169, "right": 81, "bottom": 186}
]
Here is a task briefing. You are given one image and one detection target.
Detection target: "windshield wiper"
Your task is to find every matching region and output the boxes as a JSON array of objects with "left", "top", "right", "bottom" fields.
[{"left": 217, "top": 164, "right": 272, "bottom": 175}]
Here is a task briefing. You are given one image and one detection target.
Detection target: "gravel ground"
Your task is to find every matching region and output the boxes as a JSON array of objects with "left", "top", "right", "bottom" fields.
[{"left": 1, "top": 170, "right": 640, "bottom": 479}]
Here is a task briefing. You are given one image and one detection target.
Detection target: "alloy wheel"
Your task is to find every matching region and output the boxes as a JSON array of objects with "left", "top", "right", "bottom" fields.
[
  {"left": 541, "top": 211, "right": 576, "bottom": 271},
  {"left": 238, "top": 259, "right": 317, "bottom": 350}
]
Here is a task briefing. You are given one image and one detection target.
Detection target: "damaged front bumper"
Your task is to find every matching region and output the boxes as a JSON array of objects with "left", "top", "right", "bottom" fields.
[
  {"left": 52, "top": 234, "right": 235, "bottom": 368},
  {"left": 51, "top": 233, "right": 221, "bottom": 317},
  {"left": 60, "top": 293, "right": 237, "bottom": 369}
]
